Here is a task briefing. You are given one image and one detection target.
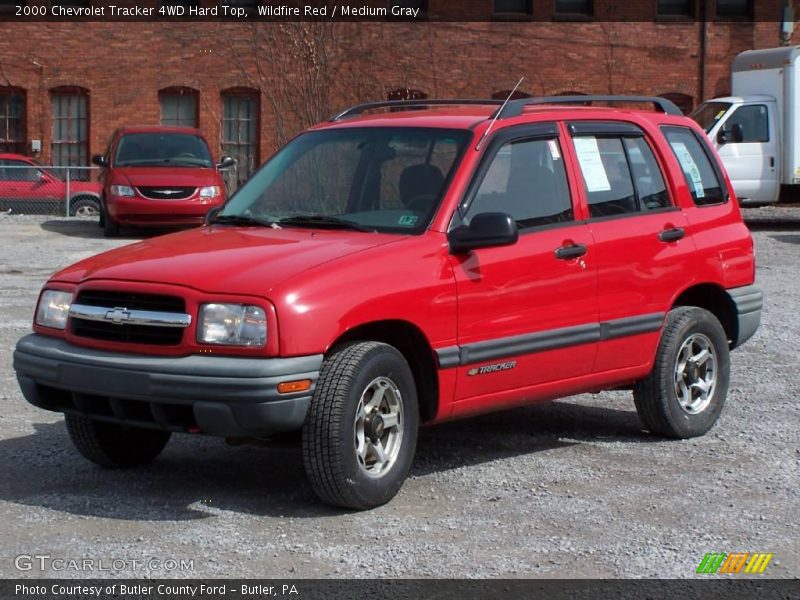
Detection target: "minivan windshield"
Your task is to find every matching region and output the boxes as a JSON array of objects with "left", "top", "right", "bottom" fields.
[
  {"left": 114, "top": 133, "right": 213, "bottom": 167},
  {"left": 217, "top": 127, "right": 471, "bottom": 234},
  {"left": 690, "top": 102, "right": 732, "bottom": 133}
]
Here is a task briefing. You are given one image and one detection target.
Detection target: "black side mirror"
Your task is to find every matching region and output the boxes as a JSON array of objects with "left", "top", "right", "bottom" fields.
[
  {"left": 448, "top": 212, "right": 518, "bottom": 254},
  {"left": 91, "top": 155, "right": 108, "bottom": 167},
  {"left": 217, "top": 156, "right": 236, "bottom": 170},
  {"left": 205, "top": 206, "right": 222, "bottom": 225}
]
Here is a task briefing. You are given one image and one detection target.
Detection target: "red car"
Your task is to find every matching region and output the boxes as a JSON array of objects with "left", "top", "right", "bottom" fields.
[
  {"left": 0, "top": 153, "right": 101, "bottom": 216},
  {"left": 92, "top": 126, "right": 233, "bottom": 236},
  {"left": 15, "top": 96, "right": 761, "bottom": 510}
]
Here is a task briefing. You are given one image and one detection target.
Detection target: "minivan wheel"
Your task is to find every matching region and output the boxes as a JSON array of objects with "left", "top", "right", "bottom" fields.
[
  {"left": 302, "top": 342, "right": 419, "bottom": 510},
  {"left": 634, "top": 307, "right": 730, "bottom": 438},
  {"left": 65, "top": 414, "right": 171, "bottom": 468}
]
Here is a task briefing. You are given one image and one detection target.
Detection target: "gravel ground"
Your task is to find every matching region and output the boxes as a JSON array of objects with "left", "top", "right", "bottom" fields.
[{"left": 0, "top": 212, "right": 797, "bottom": 579}]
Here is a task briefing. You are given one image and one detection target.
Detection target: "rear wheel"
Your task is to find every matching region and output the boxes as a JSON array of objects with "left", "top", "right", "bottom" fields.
[
  {"left": 302, "top": 342, "right": 419, "bottom": 510},
  {"left": 65, "top": 414, "right": 171, "bottom": 467},
  {"left": 634, "top": 307, "right": 730, "bottom": 438},
  {"left": 69, "top": 197, "right": 101, "bottom": 218}
]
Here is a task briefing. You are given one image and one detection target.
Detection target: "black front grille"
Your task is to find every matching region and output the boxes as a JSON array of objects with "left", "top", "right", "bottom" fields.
[
  {"left": 71, "top": 290, "right": 186, "bottom": 346},
  {"left": 75, "top": 290, "right": 185, "bottom": 312},
  {"left": 71, "top": 320, "right": 184, "bottom": 345},
  {"left": 136, "top": 186, "right": 196, "bottom": 200}
]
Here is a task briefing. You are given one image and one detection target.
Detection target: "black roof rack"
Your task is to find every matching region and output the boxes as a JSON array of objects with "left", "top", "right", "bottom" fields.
[
  {"left": 497, "top": 95, "right": 683, "bottom": 118},
  {"left": 330, "top": 99, "right": 504, "bottom": 121},
  {"left": 330, "top": 95, "right": 683, "bottom": 123}
]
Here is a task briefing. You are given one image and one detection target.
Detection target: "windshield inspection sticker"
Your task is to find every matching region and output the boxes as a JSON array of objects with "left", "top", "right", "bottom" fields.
[
  {"left": 573, "top": 137, "right": 611, "bottom": 192},
  {"left": 398, "top": 215, "right": 418, "bottom": 226},
  {"left": 671, "top": 142, "right": 706, "bottom": 198}
]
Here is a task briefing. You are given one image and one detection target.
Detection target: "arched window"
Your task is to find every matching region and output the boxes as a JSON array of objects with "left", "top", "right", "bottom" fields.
[
  {"left": 659, "top": 93, "right": 694, "bottom": 115},
  {"left": 221, "top": 88, "right": 260, "bottom": 186},
  {"left": 491, "top": 90, "right": 531, "bottom": 100},
  {"left": 50, "top": 86, "right": 89, "bottom": 167},
  {"left": 159, "top": 87, "right": 199, "bottom": 127},
  {"left": 0, "top": 87, "right": 26, "bottom": 154}
]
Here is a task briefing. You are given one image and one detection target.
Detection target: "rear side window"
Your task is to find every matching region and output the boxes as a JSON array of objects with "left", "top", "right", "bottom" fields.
[
  {"left": 468, "top": 137, "right": 574, "bottom": 230},
  {"left": 624, "top": 137, "right": 670, "bottom": 210},
  {"left": 662, "top": 126, "right": 727, "bottom": 206},
  {"left": 572, "top": 134, "right": 671, "bottom": 218}
]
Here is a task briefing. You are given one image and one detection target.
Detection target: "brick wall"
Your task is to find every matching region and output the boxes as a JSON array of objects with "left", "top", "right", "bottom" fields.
[{"left": 0, "top": 0, "right": 797, "bottom": 166}]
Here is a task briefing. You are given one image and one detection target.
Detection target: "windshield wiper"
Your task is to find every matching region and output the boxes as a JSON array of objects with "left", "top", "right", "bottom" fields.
[
  {"left": 211, "top": 214, "right": 277, "bottom": 227},
  {"left": 278, "top": 215, "right": 373, "bottom": 232}
]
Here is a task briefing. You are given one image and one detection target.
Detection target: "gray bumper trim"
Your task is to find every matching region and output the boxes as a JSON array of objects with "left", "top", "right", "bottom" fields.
[
  {"left": 13, "top": 334, "right": 322, "bottom": 436},
  {"left": 728, "top": 284, "right": 763, "bottom": 348}
]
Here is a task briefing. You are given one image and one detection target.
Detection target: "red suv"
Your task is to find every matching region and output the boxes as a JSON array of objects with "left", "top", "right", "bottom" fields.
[
  {"left": 14, "top": 96, "right": 762, "bottom": 510},
  {"left": 0, "top": 153, "right": 101, "bottom": 216},
  {"left": 92, "top": 126, "right": 233, "bottom": 236}
]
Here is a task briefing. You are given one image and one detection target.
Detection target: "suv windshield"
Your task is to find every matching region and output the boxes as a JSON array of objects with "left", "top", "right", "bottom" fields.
[
  {"left": 114, "top": 133, "right": 213, "bottom": 167},
  {"left": 690, "top": 102, "right": 732, "bottom": 133},
  {"left": 218, "top": 127, "right": 470, "bottom": 234}
]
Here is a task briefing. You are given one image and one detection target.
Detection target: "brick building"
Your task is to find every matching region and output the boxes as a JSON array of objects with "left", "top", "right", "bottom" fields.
[{"left": 0, "top": 0, "right": 797, "bottom": 184}]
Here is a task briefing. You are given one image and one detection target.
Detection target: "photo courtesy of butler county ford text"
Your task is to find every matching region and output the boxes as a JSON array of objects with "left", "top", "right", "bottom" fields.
[{"left": 0, "top": 1, "right": 798, "bottom": 598}]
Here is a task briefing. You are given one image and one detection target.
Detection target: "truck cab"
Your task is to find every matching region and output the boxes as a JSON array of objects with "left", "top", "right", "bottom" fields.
[
  {"left": 692, "top": 95, "right": 779, "bottom": 204},
  {"left": 691, "top": 45, "right": 800, "bottom": 205}
]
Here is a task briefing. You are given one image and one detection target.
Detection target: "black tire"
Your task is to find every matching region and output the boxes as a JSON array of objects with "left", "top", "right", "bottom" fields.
[
  {"left": 65, "top": 414, "right": 171, "bottom": 468},
  {"left": 69, "top": 197, "right": 101, "bottom": 218},
  {"left": 634, "top": 307, "right": 730, "bottom": 439},
  {"left": 302, "top": 342, "right": 419, "bottom": 510},
  {"left": 103, "top": 215, "right": 120, "bottom": 237}
]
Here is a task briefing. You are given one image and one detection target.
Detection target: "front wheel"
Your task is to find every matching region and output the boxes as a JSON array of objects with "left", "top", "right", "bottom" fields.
[
  {"left": 634, "top": 307, "right": 730, "bottom": 438},
  {"left": 302, "top": 342, "right": 419, "bottom": 510},
  {"left": 103, "top": 215, "right": 120, "bottom": 237},
  {"left": 65, "top": 414, "right": 171, "bottom": 467}
]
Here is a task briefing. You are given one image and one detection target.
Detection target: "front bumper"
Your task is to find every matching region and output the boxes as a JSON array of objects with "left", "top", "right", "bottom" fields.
[
  {"left": 107, "top": 195, "right": 222, "bottom": 226},
  {"left": 13, "top": 334, "right": 322, "bottom": 437},
  {"left": 729, "top": 284, "right": 763, "bottom": 348}
]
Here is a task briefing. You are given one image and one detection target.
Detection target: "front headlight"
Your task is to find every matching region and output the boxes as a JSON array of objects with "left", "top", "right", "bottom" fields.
[
  {"left": 199, "top": 186, "right": 221, "bottom": 199},
  {"left": 35, "top": 290, "right": 72, "bottom": 329},
  {"left": 110, "top": 184, "right": 135, "bottom": 197},
  {"left": 198, "top": 303, "right": 266, "bottom": 347}
]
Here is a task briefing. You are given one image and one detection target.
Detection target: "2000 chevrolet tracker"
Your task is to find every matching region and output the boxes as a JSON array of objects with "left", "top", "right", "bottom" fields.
[{"left": 14, "top": 96, "right": 762, "bottom": 509}]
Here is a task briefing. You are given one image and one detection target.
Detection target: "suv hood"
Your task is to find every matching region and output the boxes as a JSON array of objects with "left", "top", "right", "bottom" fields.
[
  {"left": 53, "top": 225, "right": 403, "bottom": 296},
  {"left": 114, "top": 167, "right": 219, "bottom": 188}
]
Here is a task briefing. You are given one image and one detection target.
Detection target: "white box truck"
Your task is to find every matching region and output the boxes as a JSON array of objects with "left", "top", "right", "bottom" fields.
[{"left": 691, "top": 46, "right": 800, "bottom": 205}]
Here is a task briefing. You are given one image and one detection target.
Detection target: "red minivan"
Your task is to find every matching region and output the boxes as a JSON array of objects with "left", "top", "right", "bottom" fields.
[{"left": 92, "top": 126, "right": 234, "bottom": 236}]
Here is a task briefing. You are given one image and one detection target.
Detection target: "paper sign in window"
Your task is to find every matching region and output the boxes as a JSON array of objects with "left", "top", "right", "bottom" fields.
[
  {"left": 547, "top": 139, "right": 561, "bottom": 160},
  {"left": 671, "top": 141, "right": 706, "bottom": 198},
  {"left": 573, "top": 137, "right": 611, "bottom": 192}
]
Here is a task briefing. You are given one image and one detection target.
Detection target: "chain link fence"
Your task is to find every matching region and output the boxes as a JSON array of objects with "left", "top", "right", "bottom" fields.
[{"left": 0, "top": 164, "right": 102, "bottom": 217}]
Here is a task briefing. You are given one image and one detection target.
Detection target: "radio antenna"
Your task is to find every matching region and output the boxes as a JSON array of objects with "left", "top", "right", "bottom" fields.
[{"left": 476, "top": 77, "right": 524, "bottom": 151}]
